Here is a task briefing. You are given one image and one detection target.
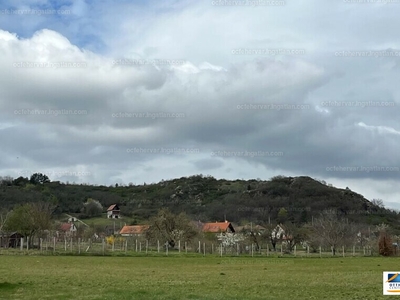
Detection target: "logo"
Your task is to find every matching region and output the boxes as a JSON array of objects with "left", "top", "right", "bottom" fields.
[{"left": 383, "top": 272, "right": 400, "bottom": 295}]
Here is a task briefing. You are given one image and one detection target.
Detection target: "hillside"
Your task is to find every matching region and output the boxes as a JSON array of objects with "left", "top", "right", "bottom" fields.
[{"left": 1, "top": 175, "right": 399, "bottom": 231}]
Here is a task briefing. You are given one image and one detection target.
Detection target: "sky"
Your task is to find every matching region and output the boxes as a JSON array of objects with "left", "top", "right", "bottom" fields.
[{"left": 1, "top": 0, "right": 400, "bottom": 209}]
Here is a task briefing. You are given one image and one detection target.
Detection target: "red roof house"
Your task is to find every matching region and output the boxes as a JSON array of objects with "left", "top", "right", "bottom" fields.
[
  {"left": 119, "top": 225, "right": 150, "bottom": 237},
  {"left": 202, "top": 221, "right": 235, "bottom": 233}
]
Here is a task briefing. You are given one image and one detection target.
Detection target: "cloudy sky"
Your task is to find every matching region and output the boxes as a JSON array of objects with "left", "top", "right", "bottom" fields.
[{"left": 1, "top": 0, "right": 400, "bottom": 208}]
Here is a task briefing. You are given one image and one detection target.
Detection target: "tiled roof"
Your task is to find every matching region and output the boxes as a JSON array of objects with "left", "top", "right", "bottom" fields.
[
  {"left": 202, "top": 222, "right": 233, "bottom": 233},
  {"left": 60, "top": 223, "right": 72, "bottom": 232},
  {"left": 120, "top": 225, "right": 150, "bottom": 235},
  {"left": 107, "top": 204, "right": 119, "bottom": 211}
]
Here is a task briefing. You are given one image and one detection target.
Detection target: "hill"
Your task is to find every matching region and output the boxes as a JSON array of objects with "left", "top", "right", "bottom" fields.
[{"left": 0, "top": 174, "right": 399, "bottom": 231}]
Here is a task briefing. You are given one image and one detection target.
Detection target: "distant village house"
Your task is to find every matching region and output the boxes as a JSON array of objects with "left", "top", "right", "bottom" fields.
[
  {"left": 107, "top": 204, "right": 120, "bottom": 219},
  {"left": 59, "top": 222, "right": 77, "bottom": 239},
  {"left": 119, "top": 225, "right": 150, "bottom": 237},
  {"left": 202, "top": 221, "right": 235, "bottom": 234}
]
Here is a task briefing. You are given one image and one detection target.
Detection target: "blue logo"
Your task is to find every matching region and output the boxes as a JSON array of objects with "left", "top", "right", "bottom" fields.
[{"left": 387, "top": 273, "right": 400, "bottom": 283}]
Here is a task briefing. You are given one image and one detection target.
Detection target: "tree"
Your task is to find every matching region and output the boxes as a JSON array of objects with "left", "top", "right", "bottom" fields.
[
  {"left": 269, "top": 224, "right": 284, "bottom": 251},
  {"left": 5, "top": 202, "right": 54, "bottom": 246},
  {"left": 371, "top": 199, "right": 385, "bottom": 208},
  {"left": 378, "top": 225, "right": 393, "bottom": 256},
  {"left": 83, "top": 198, "right": 103, "bottom": 217},
  {"left": 281, "top": 222, "right": 308, "bottom": 252},
  {"left": 12, "top": 176, "right": 30, "bottom": 187},
  {"left": 239, "top": 224, "right": 268, "bottom": 251},
  {"left": 29, "top": 173, "right": 50, "bottom": 185},
  {"left": 146, "top": 209, "right": 198, "bottom": 248},
  {"left": 309, "top": 209, "right": 352, "bottom": 255},
  {"left": 0, "top": 210, "right": 11, "bottom": 232},
  {"left": 218, "top": 232, "right": 244, "bottom": 247},
  {"left": 0, "top": 176, "right": 13, "bottom": 186},
  {"left": 277, "top": 208, "right": 288, "bottom": 223}
]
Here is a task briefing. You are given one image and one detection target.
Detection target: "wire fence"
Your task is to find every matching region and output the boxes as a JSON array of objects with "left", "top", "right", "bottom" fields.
[{"left": 0, "top": 236, "right": 392, "bottom": 257}]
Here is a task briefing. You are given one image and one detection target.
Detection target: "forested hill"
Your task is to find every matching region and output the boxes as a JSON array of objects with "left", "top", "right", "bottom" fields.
[{"left": 0, "top": 174, "right": 399, "bottom": 230}]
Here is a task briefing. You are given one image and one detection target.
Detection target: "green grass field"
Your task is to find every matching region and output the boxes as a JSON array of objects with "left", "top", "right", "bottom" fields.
[{"left": 0, "top": 255, "right": 394, "bottom": 299}]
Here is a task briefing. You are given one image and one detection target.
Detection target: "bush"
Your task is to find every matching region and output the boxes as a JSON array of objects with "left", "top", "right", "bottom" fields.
[{"left": 378, "top": 231, "right": 393, "bottom": 256}]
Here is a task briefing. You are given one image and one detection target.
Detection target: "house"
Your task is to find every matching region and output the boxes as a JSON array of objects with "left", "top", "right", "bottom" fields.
[
  {"left": 202, "top": 221, "right": 235, "bottom": 234},
  {"left": 59, "top": 222, "right": 77, "bottom": 238},
  {"left": 119, "top": 225, "right": 150, "bottom": 237},
  {"left": 107, "top": 204, "right": 120, "bottom": 219}
]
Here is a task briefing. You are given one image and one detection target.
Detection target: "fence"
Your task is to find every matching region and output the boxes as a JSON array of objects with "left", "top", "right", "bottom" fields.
[{"left": 0, "top": 236, "right": 389, "bottom": 258}]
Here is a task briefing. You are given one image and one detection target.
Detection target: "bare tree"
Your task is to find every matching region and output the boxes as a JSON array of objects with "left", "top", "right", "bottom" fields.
[
  {"left": 371, "top": 199, "right": 385, "bottom": 208},
  {"left": 281, "top": 222, "right": 308, "bottom": 252},
  {"left": 309, "top": 209, "right": 352, "bottom": 255}
]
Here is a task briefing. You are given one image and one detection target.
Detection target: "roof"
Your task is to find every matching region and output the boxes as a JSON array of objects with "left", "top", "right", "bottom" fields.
[
  {"left": 120, "top": 225, "right": 150, "bottom": 235},
  {"left": 202, "top": 221, "right": 234, "bottom": 233},
  {"left": 107, "top": 204, "right": 119, "bottom": 211},
  {"left": 60, "top": 223, "right": 74, "bottom": 232}
]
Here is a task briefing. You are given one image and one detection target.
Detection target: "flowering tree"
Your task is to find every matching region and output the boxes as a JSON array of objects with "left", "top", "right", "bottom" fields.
[
  {"left": 217, "top": 232, "right": 244, "bottom": 247},
  {"left": 83, "top": 198, "right": 103, "bottom": 217}
]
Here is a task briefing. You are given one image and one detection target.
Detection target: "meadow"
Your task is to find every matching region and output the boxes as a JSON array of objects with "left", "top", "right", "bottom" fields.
[{"left": 0, "top": 255, "right": 394, "bottom": 300}]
